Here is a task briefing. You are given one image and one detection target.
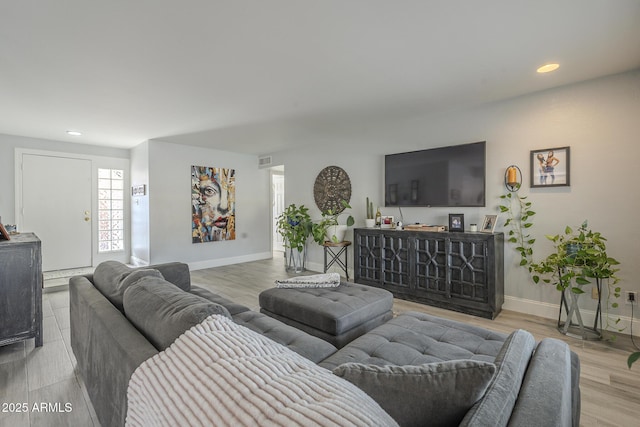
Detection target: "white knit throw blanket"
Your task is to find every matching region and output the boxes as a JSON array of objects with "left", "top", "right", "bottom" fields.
[
  {"left": 275, "top": 273, "right": 341, "bottom": 288},
  {"left": 126, "top": 315, "right": 397, "bottom": 427}
]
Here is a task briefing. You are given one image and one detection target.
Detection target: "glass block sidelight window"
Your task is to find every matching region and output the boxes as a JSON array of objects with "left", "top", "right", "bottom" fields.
[{"left": 98, "top": 169, "right": 125, "bottom": 252}]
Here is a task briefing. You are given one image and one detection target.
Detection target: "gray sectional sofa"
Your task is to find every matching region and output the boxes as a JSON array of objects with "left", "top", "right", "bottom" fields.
[{"left": 70, "top": 261, "right": 580, "bottom": 427}]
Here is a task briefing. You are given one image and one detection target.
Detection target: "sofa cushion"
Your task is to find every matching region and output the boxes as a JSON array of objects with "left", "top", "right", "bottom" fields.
[
  {"left": 334, "top": 360, "right": 496, "bottom": 427},
  {"left": 232, "top": 310, "right": 337, "bottom": 363},
  {"left": 93, "top": 262, "right": 162, "bottom": 311},
  {"left": 123, "top": 277, "right": 231, "bottom": 351},
  {"left": 319, "top": 311, "right": 507, "bottom": 371},
  {"left": 189, "top": 285, "right": 251, "bottom": 316},
  {"left": 93, "top": 260, "right": 191, "bottom": 311},
  {"left": 459, "top": 329, "right": 536, "bottom": 427},
  {"left": 120, "top": 268, "right": 164, "bottom": 297}
]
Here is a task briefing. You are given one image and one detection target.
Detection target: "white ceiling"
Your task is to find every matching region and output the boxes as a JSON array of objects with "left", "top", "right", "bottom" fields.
[{"left": 1, "top": 0, "right": 639, "bottom": 155}]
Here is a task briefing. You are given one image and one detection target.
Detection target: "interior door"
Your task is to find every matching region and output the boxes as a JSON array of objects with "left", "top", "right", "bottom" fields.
[
  {"left": 272, "top": 172, "right": 285, "bottom": 252},
  {"left": 21, "top": 154, "right": 92, "bottom": 271}
]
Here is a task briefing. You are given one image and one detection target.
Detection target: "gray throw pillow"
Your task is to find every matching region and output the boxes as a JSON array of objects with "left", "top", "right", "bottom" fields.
[
  {"left": 94, "top": 261, "right": 166, "bottom": 311},
  {"left": 333, "top": 360, "right": 496, "bottom": 427},
  {"left": 93, "top": 261, "right": 192, "bottom": 311},
  {"left": 93, "top": 260, "right": 134, "bottom": 308},
  {"left": 123, "top": 277, "right": 231, "bottom": 351},
  {"left": 459, "top": 329, "right": 536, "bottom": 427},
  {"left": 117, "top": 268, "right": 164, "bottom": 305}
]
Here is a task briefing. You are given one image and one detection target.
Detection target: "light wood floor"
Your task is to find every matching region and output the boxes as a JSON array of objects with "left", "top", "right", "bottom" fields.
[
  {"left": 0, "top": 286, "right": 99, "bottom": 427},
  {"left": 1, "top": 256, "right": 639, "bottom": 426}
]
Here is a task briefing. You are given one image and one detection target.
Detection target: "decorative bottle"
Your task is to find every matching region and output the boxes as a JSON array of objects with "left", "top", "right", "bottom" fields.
[{"left": 375, "top": 207, "right": 381, "bottom": 227}]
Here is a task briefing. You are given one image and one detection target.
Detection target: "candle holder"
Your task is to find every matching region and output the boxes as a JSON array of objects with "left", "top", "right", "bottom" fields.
[{"left": 504, "top": 165, "right": 522, "bottom": 192}]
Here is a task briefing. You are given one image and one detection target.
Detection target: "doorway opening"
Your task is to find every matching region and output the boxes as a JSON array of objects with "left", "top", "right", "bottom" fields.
[{"left": 271, "top": 167, "right": 285, "bottom": 255}]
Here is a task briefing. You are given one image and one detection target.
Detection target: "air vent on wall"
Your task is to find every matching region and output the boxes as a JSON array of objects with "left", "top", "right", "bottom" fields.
[{"left": 258, "top": 156, "right": 272, "bottom": 167}]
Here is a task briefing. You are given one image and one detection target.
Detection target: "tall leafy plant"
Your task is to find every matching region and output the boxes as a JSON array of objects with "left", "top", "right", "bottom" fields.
[
  {"left": 530, "top": 221, "right": 622, "bottom": 331},
  {"left": 530, "top": 222, "right": 620, "bottom": 293},
  {"left": 276, "top": 204, "right": 311, "bottom": 252}
]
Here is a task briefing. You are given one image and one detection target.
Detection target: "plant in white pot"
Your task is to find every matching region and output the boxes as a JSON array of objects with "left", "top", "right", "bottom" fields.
[
  {"left": 365, "top": 197, "right": 376, "bottom": 228},
  {"left": 312, "top": 200, "right": 355, "bottom": 244},
  {"left": 276, "top": 204, "right": 312, "bottom": 272}
]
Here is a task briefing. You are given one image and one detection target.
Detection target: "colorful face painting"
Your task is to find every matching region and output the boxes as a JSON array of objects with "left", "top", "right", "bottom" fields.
[{"left": 191, "top": 166, "right": 236, "bottom": 243}]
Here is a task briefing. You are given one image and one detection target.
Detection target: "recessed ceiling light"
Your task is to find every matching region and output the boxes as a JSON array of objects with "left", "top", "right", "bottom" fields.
[
  {"left": 537, "top": 63, "right": 560, "bottom": 73},
  {"left": 66, "top": 130, "right": 82, "bottom": 136}
]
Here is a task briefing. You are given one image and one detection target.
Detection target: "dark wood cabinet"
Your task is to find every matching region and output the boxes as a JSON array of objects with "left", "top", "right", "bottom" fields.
[
  {"left": 0, "top": 233, "right": 43, "bottom": 347},
  {"left": 354, "top": 228, "right": 504, "bottom": 319}
]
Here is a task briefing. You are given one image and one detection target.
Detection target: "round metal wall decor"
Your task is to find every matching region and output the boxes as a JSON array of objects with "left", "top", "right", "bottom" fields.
[{"left": 313, "top": 166, "right": 352, "bottom": 213}]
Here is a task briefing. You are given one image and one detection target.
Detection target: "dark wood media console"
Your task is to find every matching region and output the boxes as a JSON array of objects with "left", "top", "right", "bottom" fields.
[{"left": 353, "top": 227, "right": 504, "bottom": 319}]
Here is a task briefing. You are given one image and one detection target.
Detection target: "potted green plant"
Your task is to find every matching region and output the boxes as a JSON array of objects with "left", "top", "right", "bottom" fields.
[
  {"left": 312, "top": 200, "right": 355, "bottom": 244},
  {"left": 276, "top": 204, "right": 312, "bottom": 272},
  {"left": 531, "top": 221, "right": 621, "bottom": 336},
  {"left": 365, "top": 197, "right": 375, "bottom": 228}
]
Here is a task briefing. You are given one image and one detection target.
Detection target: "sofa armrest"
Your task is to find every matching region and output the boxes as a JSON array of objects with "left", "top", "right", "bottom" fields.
[
  {"left": 507, "top": 338, "right": 578, "bottom": 427},
  {"left": 70, "top": 275, "right": 158, "bottom": 427}
]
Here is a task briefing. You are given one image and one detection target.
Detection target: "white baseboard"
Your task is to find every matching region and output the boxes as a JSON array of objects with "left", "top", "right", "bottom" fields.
[
  {"left": 504, "top": 295, "right": 640, "bottom": 338},
  {"left": 503, "top": 295, "right": 559, "bottom": 320},
  {"left": 188, "top": 252, "right": 273, "bottom": 271},
  {"left": 305, "top": 261, "right": 323, "bottom": 275}
]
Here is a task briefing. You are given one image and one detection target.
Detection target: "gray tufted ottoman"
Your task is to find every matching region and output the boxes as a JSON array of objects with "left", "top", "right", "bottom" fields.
[{"left": 259, "top": 282, "right": 394, "bottom": 348}]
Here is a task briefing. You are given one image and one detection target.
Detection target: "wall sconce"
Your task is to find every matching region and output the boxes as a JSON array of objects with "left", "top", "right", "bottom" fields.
[{"left": 504, "top": 165, "right": 522, "bottom": 192}]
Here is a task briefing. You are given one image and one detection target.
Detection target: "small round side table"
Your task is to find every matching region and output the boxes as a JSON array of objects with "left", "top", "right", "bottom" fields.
[{"left": 323, "top": 240, "right": 351, "bottom": 280}]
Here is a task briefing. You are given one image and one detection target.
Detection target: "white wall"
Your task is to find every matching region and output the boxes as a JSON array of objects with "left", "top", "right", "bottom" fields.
[
  {"left": 2, "top": 135, "right": 272, "bottom": 270},
  {"left": 269, "top": 70, "right": 640, "bottom": 327},
  {"left": 143, "top": 140, "right": 272, "bottom": 268}
]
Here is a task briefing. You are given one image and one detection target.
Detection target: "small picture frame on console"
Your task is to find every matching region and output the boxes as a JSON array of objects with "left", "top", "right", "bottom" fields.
[
  {"left": 380, "top": 216, "right": 395, "bottom": 229},
  {"left": 481, "top": 215, "right": 497, "bottom": 233},
  {"left": 448, "top": 214, "right": 464, "bottom": 232}
]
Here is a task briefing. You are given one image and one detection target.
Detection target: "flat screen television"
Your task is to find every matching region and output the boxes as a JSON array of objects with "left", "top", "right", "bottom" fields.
[{"left": 385, "top": 141, "right": 486, "bottom": 207}]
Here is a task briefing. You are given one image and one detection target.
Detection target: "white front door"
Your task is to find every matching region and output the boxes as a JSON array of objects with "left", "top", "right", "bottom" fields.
[{"left": 21, "top": 154, "right": 92, "bottom": 271}]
